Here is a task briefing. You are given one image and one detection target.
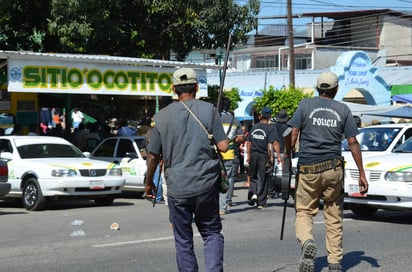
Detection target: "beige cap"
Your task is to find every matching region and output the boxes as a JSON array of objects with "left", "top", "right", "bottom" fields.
[
  {"left": 172, "top": 68, "right": 197, "bottom": 86},
  {"left": 317, "top": 71, "right": 338, "bottom": 89}
]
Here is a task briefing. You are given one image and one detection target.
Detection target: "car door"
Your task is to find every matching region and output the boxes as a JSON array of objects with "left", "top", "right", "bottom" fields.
[
  {"left": 116, "top": 138, "right": 146, "bottom": 190},
  {"left": 90, "top": 138, "right": 118, "bottom": 162},
  {"left": 0, "top": 139, "right": 18, "bottom": 194}
]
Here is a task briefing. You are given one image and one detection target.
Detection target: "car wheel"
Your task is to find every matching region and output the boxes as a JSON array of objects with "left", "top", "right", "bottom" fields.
[
  {"left": 349, "top": 203, "right": 378, "bottom": 217},
  {"left": 95, "top": 197, "right": 115, "bottom": 206},
  {"left": 22, "top": 178, "right": 46, "bottom": 211}
]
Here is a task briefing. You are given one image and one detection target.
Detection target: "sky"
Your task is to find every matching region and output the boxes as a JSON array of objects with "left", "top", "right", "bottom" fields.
[{"left": 237, "top": 0, "right": 412, "bottom": 31}]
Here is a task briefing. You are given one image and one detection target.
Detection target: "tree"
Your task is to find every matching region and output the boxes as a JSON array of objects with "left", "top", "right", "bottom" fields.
[
  {"left": 46, "top": 0, "right": 260, "bottom": 58},
  {"left": 201, "top": 85, "right": 242, "bottom": 111},
  {"left": 0, "top": 1, "right": 260, "bottom": 58},
  {"left": 253, "top": 85, "right": 313, "bottom": 119},
  {"left": 224, "top": 88, "right": 242, "bottom": 111},
  {"left": 0, "top": 0, "right": 52, "bottom": 52}
]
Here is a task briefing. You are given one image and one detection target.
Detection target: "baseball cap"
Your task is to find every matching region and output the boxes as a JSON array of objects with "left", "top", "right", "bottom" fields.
[
  {"left": 276, "top": 109, "right": 288, "bottom": 122},
  {"left": 317, "top": 71, "right": 338, "bottom": 89},
  {"left": 172, "top": 68, "right": 197, "bottom": 86},
  {"left": 261, "top": 107, "right": 272, "bottom": 118}
]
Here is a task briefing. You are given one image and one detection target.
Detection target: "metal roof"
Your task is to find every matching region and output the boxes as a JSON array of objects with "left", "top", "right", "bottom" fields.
[
  {"left": 260, "top": 9, "right": 412, "bottom": 20},
  {"left": 379, "top": 66, "right": 412, "bottom": 85},
  {"left": 208, "top": 66, "right": 412, "bottom": 91},
  {"left": 301, "top": 9, "right": 412, "bottom": 20},
  {"left": 0, "top": 50, "right": 222, "bottom": 70}
]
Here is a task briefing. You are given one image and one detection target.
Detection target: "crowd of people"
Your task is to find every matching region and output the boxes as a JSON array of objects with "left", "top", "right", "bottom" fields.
[{"left": 1, "top": 67, "right": 389, "bottom": 272}]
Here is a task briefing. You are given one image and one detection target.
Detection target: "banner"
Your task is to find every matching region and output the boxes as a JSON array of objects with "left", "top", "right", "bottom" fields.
[{"left": 7, "top": 59, "right": 208, "bottom": 97}]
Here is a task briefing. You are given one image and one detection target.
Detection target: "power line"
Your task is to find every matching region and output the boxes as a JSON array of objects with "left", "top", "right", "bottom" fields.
[
  {"left": 247, "top": 11, "right": 412, "bottom": 51},
  {"left": 258, "top": 0, "right": 412, "bottom": 12}
]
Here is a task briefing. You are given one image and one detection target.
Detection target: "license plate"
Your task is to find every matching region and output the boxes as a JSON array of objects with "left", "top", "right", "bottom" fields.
[
  {"left": 89, "top": 180, "right": 105, "bottom": 190},
  {"left": 348, "top": 184, "right": 366, "bottom": 197}
]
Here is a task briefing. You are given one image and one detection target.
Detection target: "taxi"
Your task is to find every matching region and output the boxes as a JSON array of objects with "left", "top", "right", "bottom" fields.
[
  {"left": 0, "top": 136, "right": 125, "bottom": 210},
  {"left": 344, "top": 136, "right": 412, "bottom": 216},
  {"left": 90, "top": 136, "right": 147, "bottom": 197}
]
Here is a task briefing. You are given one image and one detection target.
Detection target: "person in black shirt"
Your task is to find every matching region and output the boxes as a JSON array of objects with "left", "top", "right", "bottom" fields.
[
  {"left": 246, "top": 107, "right": 281, "bottom": 208},
  {"left": 268, "top": 109, "right": 289, "bottom": 197}
]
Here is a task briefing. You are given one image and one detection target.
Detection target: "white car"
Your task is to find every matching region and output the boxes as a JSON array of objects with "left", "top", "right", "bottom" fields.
[
  {"left": 90, "top": 136, "right": 147, "bottom": 197},
  {"left": 341, "top": 123, "right": 412, "bottom": 159},
  {"left": 0, "top": 159, "right": 10, "bottom": 197},
  {"left": 0, "top": 136, "right": 125, "bottom": 211},
  {"left": 289, "top": 124, "right": 412, "bottom": 199},
  {"left": 344, "top": 136, "right": 412, "bottom": 216}
]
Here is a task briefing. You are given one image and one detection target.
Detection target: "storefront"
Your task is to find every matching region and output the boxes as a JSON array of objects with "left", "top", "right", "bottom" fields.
[{"left": 0, "top": 50, "right": 218, "bottom": 133}]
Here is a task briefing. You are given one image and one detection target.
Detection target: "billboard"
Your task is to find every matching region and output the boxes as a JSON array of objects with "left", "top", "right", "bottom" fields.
[{"left": 7, "top": 58, "right": 208, "bottom": 97}]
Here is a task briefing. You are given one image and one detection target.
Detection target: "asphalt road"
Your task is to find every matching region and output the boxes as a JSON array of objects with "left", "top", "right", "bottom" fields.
[{"left": 1, "top": 181, "right": 411, "bottom": 272}]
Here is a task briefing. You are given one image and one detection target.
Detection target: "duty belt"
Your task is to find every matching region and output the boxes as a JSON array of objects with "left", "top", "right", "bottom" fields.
[{"left": 299, "top": 158, "right": 342, "bottom": 174}]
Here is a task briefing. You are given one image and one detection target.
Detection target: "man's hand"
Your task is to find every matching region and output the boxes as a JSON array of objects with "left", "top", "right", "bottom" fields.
[
  {"left": 146, "top": 152, "right": 161, "bottom": 203},
  {"left": 145, "top": 181, "right": 157, "bottom": 200},
  {"left": 358, "top": 172, "right": 369, "bottom": 194}
]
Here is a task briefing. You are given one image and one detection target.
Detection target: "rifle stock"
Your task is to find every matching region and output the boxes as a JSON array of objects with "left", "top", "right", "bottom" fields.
[{"left": 280, "top": 127, "right": 293, "bottom": 240}]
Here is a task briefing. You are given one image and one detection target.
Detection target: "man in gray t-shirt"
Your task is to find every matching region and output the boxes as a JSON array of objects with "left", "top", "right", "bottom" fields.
[
  {"left": 288, "top": 71, "right": 368, "bottom": 272},
  {"left": 145, "top": 68, "right": 229, "bottom": 272}
]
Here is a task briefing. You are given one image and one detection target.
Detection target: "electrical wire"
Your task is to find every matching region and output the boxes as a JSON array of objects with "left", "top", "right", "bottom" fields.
[{"left": 253, "top": 9, "right": 412, "bottom": 48}]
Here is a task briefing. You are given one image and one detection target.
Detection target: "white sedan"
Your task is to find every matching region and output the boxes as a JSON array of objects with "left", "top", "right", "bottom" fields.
[
  {"left": 0, "top": 136, "right": 125, "bottom": 211},
  {"left": 90, "top": 136, "right": 147, "bottom": 197},
  {"left": 344, "top": 136, "right": 412, "bottom": 216}
]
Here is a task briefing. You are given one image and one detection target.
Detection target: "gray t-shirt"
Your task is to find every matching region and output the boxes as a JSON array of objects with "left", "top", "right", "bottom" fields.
[
  {"left": 147, "top": 99, "right": 227, "bottom": 198},
  {"left": 288, "top": 96, "right": 359, "bottom": 165}
]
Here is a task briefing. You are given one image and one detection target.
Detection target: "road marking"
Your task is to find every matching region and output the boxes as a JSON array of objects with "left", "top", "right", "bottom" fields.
[
  {"left": 314, "top": 218, "right": 353, "bottom": 224},
  {"left": 92, "top": 233, "right": 201, "bottom": 248},
  {"left": 92, "top": 218, "right": 354, "bottom": 248}
]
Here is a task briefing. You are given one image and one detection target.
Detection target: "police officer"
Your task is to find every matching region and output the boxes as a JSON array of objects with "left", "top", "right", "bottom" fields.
[{"left": 288, "top": 71, "right": 368, "bottom": 272}]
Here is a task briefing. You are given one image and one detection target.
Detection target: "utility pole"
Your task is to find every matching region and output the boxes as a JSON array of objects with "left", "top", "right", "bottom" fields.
[{"left": 287, "top": 0, "right": 295, "bottom": 87}]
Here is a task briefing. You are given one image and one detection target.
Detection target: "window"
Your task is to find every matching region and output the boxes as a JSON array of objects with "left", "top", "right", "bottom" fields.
[
  {"left": 255, "top": 55, "right": 278, "bottom": 68},
  {"left": 116, "top": 139, "right": 136, "bottom": 157},
  {"left": 295, "top": 54, "right": 312, "bottom": 70},
  {"left": 0, "top": 139, "right": 12, "bottom": 153},
  {"left": 17, "top": 144, "right": 83, "bottom": 159},
  {"left": 93, "top": 138, "right": 117, "bottom": 157}
]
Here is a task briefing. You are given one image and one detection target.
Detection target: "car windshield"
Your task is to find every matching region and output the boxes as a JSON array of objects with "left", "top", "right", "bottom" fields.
[
  {"left": 17, "top": 143, "right": 85, "bottom": 159},
  {"left": 341, "top": 127, "right": 401, "bottom": 151},
  {"left": 393, "top": 137, "right": 412, "bottom": 153}
]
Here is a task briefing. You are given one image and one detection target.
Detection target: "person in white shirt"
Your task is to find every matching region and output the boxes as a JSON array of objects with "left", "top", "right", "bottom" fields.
[{"left": 71, "top": 108, "right": 84, "bottom": 129}]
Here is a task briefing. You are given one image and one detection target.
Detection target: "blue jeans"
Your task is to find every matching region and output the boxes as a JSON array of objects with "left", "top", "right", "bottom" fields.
[
  {"left": 219, "top": 159, "right": 235, "bottom": 212},
  {"left": 153, "top": 164, "right": 163, "bottom": 201},
  {"left": 168, "top": 186, "right": 224, "bottom": 272}
]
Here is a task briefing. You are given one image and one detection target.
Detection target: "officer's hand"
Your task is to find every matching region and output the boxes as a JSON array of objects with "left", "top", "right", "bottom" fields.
[
  {"left": 145, "top": 182, "right": 157, "bottom": 200},
  {"left": 358, "top": 174, "right": 368, "bottom": 194}
]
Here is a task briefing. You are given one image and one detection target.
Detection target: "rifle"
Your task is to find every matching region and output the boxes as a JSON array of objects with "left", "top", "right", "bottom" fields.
[
  {"left": 152, "top": 163, "right": 163, "bottom": 207},
  {"left": 280, "top": 126, "right": 293, "bottom": 240},
  {"left": 216, "top": 34, "right": 232, "bottom": 112}
]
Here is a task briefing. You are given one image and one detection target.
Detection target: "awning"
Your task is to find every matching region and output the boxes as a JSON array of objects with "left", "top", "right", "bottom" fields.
[
  {"left": 392, "top": 94, "right": 412, "bottom": 104},
  {"left": 391, "top": 84, "right": 412, "bottom": 95},
  {"left": 366, "top": 105, "right": 412, "bottom": 119}
]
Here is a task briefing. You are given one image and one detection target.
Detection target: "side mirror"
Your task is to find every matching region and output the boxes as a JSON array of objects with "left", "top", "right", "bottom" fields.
[
  {"left": 125, "top": 152, "right": 138, "bottom": 158},
  {"left": 0, "top": 151, "right": 13, "bottom": 160},
  {"left": 125, "top": 152, "right": 138, "bottom": 163}
]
